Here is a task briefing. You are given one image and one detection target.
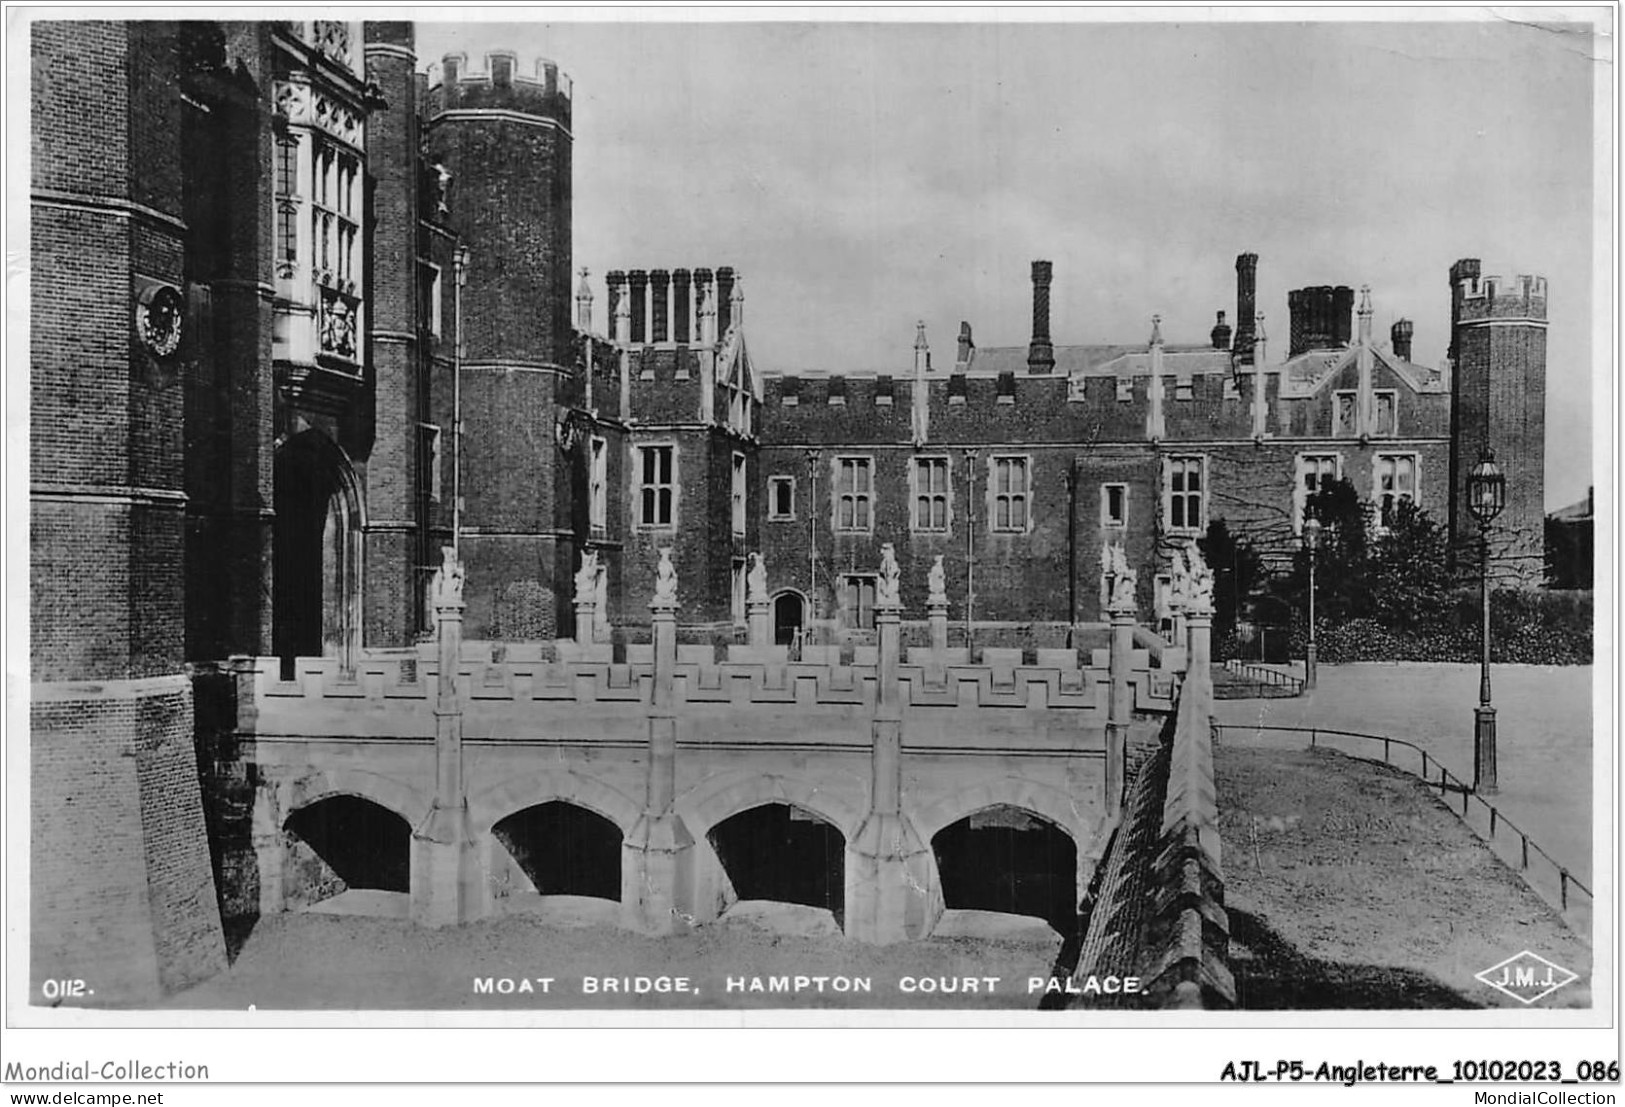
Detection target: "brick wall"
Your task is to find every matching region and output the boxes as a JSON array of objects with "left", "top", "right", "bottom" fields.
[
  {"left": 32, "top": 682, "right": 227, "bottom": 1003},
  {"left": 750, "top": 335, "right": 1457, "bottom": 630},
  {"left": 31, "top": 22, "right": 226, "bottom": 1002},
  {"left": 362, "top": 25, "right": 424, "bottom": 646},
  {"left": 621, "top": 428, "right": 749, "bottom": 631}
]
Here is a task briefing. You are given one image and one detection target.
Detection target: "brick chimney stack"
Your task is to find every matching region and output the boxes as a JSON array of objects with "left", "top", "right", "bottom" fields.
[
  {"left": 1210, "top": 310, "right": 1231, "bottom": 350},
  {"left": 649, "top": 269, "right": 670, "bottom": 343},
  {"left": 956, "top": 321, "right": 974, "bottom": 369},
  {"left": 1028, "top": 260, "right": 1055, "bottom": 374},
  {"left": 672, "top": 269, "right": 692, "bottom": 344},
  {"left": 628, "top": 269, "right": 648, "bottom": 344},
  {"left": 716, "top": 266, "right": 736, "bottom": 336},
  {"left": 606, "top": 270, "right": 626, "bottom": 339},
  {"left": 1334, "top": 285, "right": 1356, "bottom": 346},
  {"left": 693, "top": 267, "right": 714, "bottom": 345},
  {"left": 1391, "top": 318, "right": 1414, "bottom": 360},
  {"left": 1288, "top": 284, "right": 1356, "bottom": 355},
  {"left": 1233, "top": 253, "right": 1258, "bottom": 364}
]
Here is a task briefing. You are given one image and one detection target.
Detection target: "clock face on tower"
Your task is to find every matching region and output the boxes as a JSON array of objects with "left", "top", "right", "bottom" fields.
[{"left": 135, "top": 284, "right": 184, "bottom": 358}]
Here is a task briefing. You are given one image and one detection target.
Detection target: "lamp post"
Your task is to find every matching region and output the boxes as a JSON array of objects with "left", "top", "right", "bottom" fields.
[
  {"left": 1301, "top": 514, "right": 1322, "bottom": 690},
  {"left": 1467, "top": 447, "right": 1506, "bottom": 794},
  {"left": 964, "top": 448, "right": 978, "bottom": 654},
  {"left": 451, "top": 243, "right": 471, "bottom": 555},
  {"left": 805, "top": 448, "right": 820, "bottom": 632}
]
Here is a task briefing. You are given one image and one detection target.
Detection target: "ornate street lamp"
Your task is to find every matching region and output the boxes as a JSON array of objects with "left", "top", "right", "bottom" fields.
[
  {"left": 805, "top": 448, "right": 820, "bottom": 628},
  {"left": 1301, "top": 514, "right": 1323, "bottom": 690},
  {"left": 1467, "top": 447, "right": 1506, "bottom": 793},
  {"left": 452, "top": 244, "right": 471, "bottom": 555},
  {"left": 964, "top": 447, "right": 979, "bottom": 654}
]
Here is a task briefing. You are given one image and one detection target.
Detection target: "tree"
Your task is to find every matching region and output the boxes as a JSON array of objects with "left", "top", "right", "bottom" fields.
[
  {"left": 1369, "top": 498, "right": 1453, "bottom": 629},
  {"left": 1198, "top": 518, "right": 1262, "bottom": 644},
  {"left": 1261, "top": 481, "right": 1460, "bottom": 634},
  {"left": 1287, "top": 477, "right": 1373, "bottom": 622}
]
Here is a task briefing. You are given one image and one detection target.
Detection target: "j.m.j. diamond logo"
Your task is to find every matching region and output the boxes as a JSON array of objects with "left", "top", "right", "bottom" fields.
[{"left": 1475, "top": 951, "right": 1579, "bottom": 1004}]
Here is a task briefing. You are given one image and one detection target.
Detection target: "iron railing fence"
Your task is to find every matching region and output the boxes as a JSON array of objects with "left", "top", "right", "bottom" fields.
[{"left": 1221, "top": 659, "right": 1305, "bottom": 693}]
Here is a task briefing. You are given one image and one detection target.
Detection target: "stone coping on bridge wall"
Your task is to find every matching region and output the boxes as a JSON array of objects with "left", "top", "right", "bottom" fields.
[
  {"left": 1071, "top": 643, "right": 1234, "bottom": 1009},
  {"left": 230, "top": 652, "right": 1177, "bottom": 716},
  {"left": 363, "top": 637, "right": 1173, "bottom": 673}
]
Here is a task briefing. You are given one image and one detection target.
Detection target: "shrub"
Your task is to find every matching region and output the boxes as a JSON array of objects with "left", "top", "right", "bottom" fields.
[{"left": 1281, "top": 590, "right": 1591, "bottom": 665}]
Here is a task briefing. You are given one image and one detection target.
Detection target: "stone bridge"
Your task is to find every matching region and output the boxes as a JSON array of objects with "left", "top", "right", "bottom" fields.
[{"left": 216, "top": 554, "right": 1198, "bottom": 944}]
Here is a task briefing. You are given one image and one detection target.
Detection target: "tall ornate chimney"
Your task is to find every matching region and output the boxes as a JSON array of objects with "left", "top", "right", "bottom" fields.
[
  {"left": 1028, "top": 260, "right": 1055, "bottom": 374},
  {"left": 1233, "top": 253, "right": 1258, "bottom": 364}
]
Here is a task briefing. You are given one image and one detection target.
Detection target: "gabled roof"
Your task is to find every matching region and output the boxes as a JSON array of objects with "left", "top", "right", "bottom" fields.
[
  {"left": 1276, "top": 344, "right": 1448, "bottom": 398},
  {"left": 1372, "top": 346, "right": 1448, "bottom": 393},
  {"left": 1279, "top": 348, "right": 1353, "bottom": 395}
]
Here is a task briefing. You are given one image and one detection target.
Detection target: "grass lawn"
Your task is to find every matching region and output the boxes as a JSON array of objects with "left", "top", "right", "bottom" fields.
[
  {"left": 1216, "top": 745, "right": 1592, "bottom": 1009},
  {"left": 1214, "top": 663, "right": 1594, "bottom": 888}
]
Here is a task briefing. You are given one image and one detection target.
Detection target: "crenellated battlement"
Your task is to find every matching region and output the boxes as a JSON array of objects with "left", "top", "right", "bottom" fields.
[
  {"left": 229, "top": 646, "right": 1176, "bottom": 735},
  {"left": 1452, "top": 259, "right": 1548, "bottom": 323},
  {"left": 424, "top": 51, "right": 572, "bottom": 125}
]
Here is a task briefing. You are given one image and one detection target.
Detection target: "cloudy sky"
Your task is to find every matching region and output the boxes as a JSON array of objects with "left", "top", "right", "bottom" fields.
[{"left": 418, "top": 12, "right": 1605, "bottom": 510}]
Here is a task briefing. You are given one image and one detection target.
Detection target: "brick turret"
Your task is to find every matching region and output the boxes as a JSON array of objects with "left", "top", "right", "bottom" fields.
[
  {"left": 1447, "top": 259, "right": 1548, "bottom": 582},
  {"left": 424, "top": 51, "right": 576, "bottom": 638}
]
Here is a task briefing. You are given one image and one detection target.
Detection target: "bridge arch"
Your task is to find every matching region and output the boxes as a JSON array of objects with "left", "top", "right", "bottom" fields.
[
  {"left": 469, "top": 769, "right": 642, "bottom": 837},
  {"left": 274, "top": 769, "right": 424, "bottom": 907},
  {"left": 680, "top": 770, "right": 858, "bottom": 928},
  {"left": 915, "top": 777, "right": 1104, "bottom": 936},
  {"left": 279, "top": 767, "right": 432, "bottom": 828},
  {"left": 677, "top": 770, "right": 863, "bottom": 840},
  {"left": 910, "top": 776, "right": 1100, "bottom": 848}
]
